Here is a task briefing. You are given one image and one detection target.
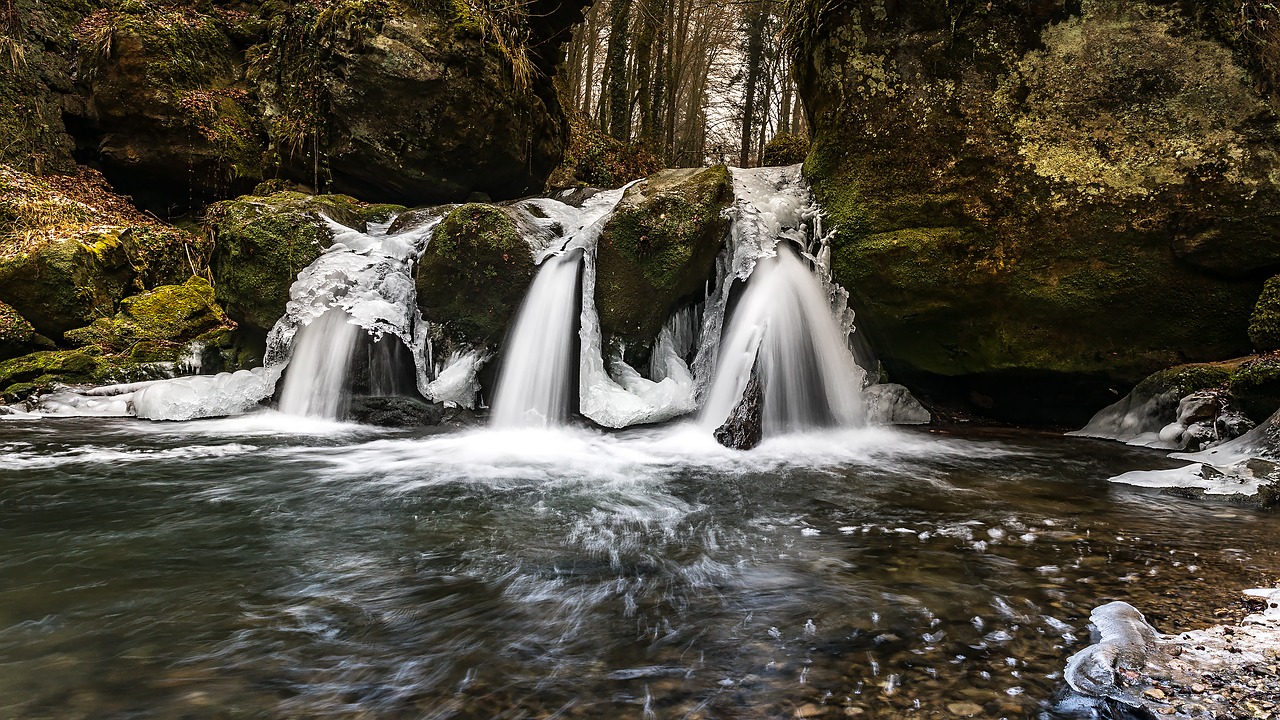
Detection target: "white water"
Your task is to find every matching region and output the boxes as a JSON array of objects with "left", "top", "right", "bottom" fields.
[
  {"left": 490, "top": 251, "right": 584, "bottom": 428},
  {"left": 277, "top": 308, "right": 363, "bottom": 419},
  {"left": 700, "top": 247, "right": 866, "bottom": 434}
]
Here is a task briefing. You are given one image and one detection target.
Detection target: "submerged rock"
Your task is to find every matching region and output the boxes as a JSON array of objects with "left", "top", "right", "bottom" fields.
[
  {"left": 347, "top": 396, "right": 444, "bottom": 427},
  {"left": 1063, "top": 593, "right": 1280, "bottom": 718},
  {"left": 794, "top": 1, "right": 1277, "bottom": 424},
  {"left": 714, "top": 368, "right": 763, "bottom": 450}
]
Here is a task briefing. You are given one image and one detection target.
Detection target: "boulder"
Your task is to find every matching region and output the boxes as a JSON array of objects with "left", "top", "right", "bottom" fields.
[
  {"left": 206, "top": 190, "right": 375, "bottom": 333},
  {"left": 347, "top": 395, "right": 444, "bottom": 427},
  {"left": 595, "top": 166, "right": 731, "bottom": 349},
  {"left": 714, "top": 367, "right": 763, "bottom": 450},
  {"left": 63, "top": 276, "right": 235, "bottom": 363},
  {"left": 793, "top": 0, "right": 1278, "bottom": 424},
  {"left": 0, "top": 302, "right": 53, "bottom": 361},
  {"left": 1230, "top": 357, "right": 1280, "bottom": 422},
  {"left": 415, "top": 203, "right": 535, "bottom": 346}
]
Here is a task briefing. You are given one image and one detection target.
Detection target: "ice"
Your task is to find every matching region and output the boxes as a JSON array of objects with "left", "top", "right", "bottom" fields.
[
  {"left": 131, "top": 367, "right": 282, "bottom": 421},
  {"left": 1068, "top": 385, "right": 1181, "bottom": 449},
  {"left": 1064, "top": 601, "right": 1161, "bottom": 707},
  {"left": 426, "top": 349, "right": 490, "bottom": 409}
]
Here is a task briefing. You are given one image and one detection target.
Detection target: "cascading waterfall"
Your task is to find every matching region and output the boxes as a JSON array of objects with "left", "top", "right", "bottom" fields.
[
  {"left": 277, "top": 308, "right": 363, "bottom": 419},
  {"left": 699, "top": 245, "right": 865, "bottom": 434},
  {"left": 490, "top": 250, "right": 584, "bottom": 428}
]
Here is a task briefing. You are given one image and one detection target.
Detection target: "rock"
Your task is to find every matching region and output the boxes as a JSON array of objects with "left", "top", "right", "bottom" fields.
[
  {"left": 0, "top": 350, "right": 107, "bottom": 400},
  {"left": 71, "top": 4, "right": 266, "bottom": 212},
  {"left": 863, "top": 382, "right": 931, "bottom": 425},
  {"left": 1249, "top": 275, "right": 1280, "bottom": 352},
  {"left": 1177, "top": 391, "right": 1220, "bottom": 426},
  {"left": 1229, "top": 358, "right": 1280, "bottom": 423},
  {"left": 387, "top": 206, "right": 450, "bottom": 235},
  {"left": 62, "top": 276, "right": 235, "bottom": 364},
  {"left": 206, "top": 190, "right": 375, "bottom": 333},
  {"left": 714, "top": 367, "right": 763, "bottom": 450},
  {"left": 415, "top": 203, "right": 535, "bottom": 346},
  {"left": 0, "top": 302, "right": 53, "bottom": 361},
  {"left": 945, "top": 702, "right": 983, "bottom": 717},
  {"left": 794, "top": 1, "right": 1277, "bottom": 425},
  {"left": 596, "top": 166, "right": 731, "bottom": 351},
  {"left": 1217, "top": 410, "right": 1257, "bottom": 441},
  {"left": 761, "top": 133, "right": 809, "bottom": 167},
  {"left": 347, "top": 396, "right": 444, "bottom": 427},
  {"left": 0, "top": 0, "right": 81, "bottom": 174}
]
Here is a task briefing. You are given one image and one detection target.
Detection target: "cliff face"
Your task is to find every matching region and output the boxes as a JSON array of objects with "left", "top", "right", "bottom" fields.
[
  {"left": 792, "top": 0, "right": 1280, "bottom": 423},
  {"left": 3, "top": 0, "right": 589, "bottom": 213}
]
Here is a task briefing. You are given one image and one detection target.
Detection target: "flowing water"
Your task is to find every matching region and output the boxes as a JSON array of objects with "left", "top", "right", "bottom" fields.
[
  {"left": 3, "top": 418, "right": 1278, "bottom": 719},
  {"left": 278, "top": 309, "right": 364, "bottom": 420}
]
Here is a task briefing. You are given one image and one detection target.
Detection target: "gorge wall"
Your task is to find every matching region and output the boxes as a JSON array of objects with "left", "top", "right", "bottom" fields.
[{"left": 792, "top": 0, "right": 1280, "bottom": 423}]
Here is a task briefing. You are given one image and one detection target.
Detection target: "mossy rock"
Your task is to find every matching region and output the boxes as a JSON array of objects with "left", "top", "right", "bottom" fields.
[
  {"left": 0, "top": 301, "right": 54, "bottom": 361},
  {"left": 0, "top": 228, "right": 136, "bottom": 339},
  {"left": 1250, "top": 276, "right": 1280, "bottom": 352},
  {"left": 595, "top": 166, "right": 731, "bottom": 346},
  {"left": 0, "top": 349, "right": 107, "bottom": 400},
  {"left": 1230, "top": 358, "right": 1280, "bottom": 421},
  {"left": 415, "top": 203, "right": 533, "bottom": 346},
  {"left": 64, "top": 276, "right": 233, "bottom": 361},
  {"left": 1138, "top": 363, "right": 1236, "bottom": 398},
  {"left": 206, "top": 190, "right": 369, "bottom": 332},
  {"left": 795, "top": 1, "right": 1276, "bottom": 424},
  {"left": 761, "top": 133, "right": 810, "bottom": 167}
]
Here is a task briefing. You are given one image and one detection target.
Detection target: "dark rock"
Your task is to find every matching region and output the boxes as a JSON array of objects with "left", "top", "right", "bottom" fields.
[
  {"left": 348, "top": 395, "right": 444, "bottom": 427},
  {"left": 1249, "top": 275, "right": 1280, "bottom": 352},
  {"left": 0, "top": 302, "right": 54, "bottom": 362},
  {"left": 1229, "top": 358, "right": 1280, "bottom": 422},
  {"left": 714, "top": 367, "right": 763, "bottom": 450},
  {"left": 387, "top": 206, "right": 450, "bottom": 235},
  {"left": 794, "top": 1, "right": 1278, "bottom": 424}
]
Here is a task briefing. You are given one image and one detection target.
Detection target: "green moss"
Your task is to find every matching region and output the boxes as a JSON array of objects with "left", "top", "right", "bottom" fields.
[
  {"left": 64, "top": 276, "right": 232, "bottom": 359},
  {"left": 0, "top": 301, "right": 45, "bottom": 361},
  {"left": 0, "top": 228, "right": 135, "bottom": 339},
  {"left": 415, "top": 203, "right": 533, "bottom": 345},
  {"left": 761, "top": 133, "right": 810, "bottom": 166},
  {"left": 1137, "top": 364, "right": 1235, "bottom": 397},
  {"left": 596, "top": 166, "right": 731, "bottom": 345},
  {"left": 207, "top": 190, "right": 369, "bottom": 331},
  {"left": 0, "top": 349, "right": 105, "bottom": 398},
  {"left": 1230, "top": 358, "right": 1280, "bottom": 421},
  {"left": 1250, "top": 275, "right": 1280, "bottom": 352},
  {"left": 361, "top": 204, "right": 408, "bottom": 225}
]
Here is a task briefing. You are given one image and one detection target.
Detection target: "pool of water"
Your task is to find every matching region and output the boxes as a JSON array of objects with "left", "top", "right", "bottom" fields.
[{"left": 2, "top": 415, "right": 1277, "bottom": 719}]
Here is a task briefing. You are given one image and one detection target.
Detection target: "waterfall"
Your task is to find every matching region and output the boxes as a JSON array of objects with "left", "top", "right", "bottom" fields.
[
  {"left": 700, "top": 246, "right": 866, "bottom": 434},
  {"left": 490, "top": 250, "right": 584, "bottom": 428},
  {"left": 277, "top": 308, "right": 363, "bottom": 419}
]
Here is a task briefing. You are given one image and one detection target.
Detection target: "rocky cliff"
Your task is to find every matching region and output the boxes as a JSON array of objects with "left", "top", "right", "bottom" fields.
[{"left": 791, "top": 0, "right": 1280, "bottom": 423}]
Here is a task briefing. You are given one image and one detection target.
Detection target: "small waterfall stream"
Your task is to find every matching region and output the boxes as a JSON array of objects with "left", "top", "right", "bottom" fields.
[
  {"left": 490, "top": 250, "right": 584, "bottom": 428},
  {"left": 277, "top": 308, "right": 363, "bottom": 419}
]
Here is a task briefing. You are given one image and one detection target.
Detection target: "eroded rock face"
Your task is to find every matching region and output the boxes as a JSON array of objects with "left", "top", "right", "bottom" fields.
[
  {"left": 58, "top": 0, "right": 588, "bottom": 212},
  {"left": 794, "top": 0, "right": 1279, "bottom": 424},
  {"left": 714, "top": 367, "right": 763, "bottom": 450}
]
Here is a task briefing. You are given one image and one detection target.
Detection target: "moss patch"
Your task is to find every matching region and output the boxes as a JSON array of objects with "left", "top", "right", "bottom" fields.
[
  {"left": 64, "top": 276, "right": 233, "bottom": 360},
  {"left": 761, "top": 133, "right": 810, "bottom": 166},
  {"left": 595, "top": 166, "right": 731, "bottom": 345},
  {"left": 415, "top": 203, "right": 534, "bottom": 345},
  {"left": 1231, "top": 357, "right": 1280, "bottom": 421}
]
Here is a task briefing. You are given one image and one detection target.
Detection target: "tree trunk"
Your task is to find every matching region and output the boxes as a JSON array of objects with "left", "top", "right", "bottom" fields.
[
  {"left": 604, "top": 0, "right": 634, "bottom": 141},
  {"left": 738, "top": 2, "right": 768, "bottom": 167}
]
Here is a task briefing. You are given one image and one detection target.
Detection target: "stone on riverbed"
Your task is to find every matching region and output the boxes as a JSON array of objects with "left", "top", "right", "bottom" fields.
[
  {"left": 347, "top": 396, "right": 444, "bottom": 428},
  {"left": 1064, "top": 592, "right": 1280, "bottom": 718},
  {"left": 714, "top": 368, "right": 762, "bottom": 450}
]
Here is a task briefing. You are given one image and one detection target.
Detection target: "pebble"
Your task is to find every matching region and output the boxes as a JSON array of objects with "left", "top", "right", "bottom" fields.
[
  {"left": 794, "top": 703, "right": 825, "bottom": 718},
  {"left": 946, "top": 701, "right": 984, "bottom": 716}
]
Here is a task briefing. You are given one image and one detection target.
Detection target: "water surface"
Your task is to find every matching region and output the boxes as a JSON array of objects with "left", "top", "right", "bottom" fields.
[{"left": 2, "top": 416, "right": 1277, "bottom": 719}]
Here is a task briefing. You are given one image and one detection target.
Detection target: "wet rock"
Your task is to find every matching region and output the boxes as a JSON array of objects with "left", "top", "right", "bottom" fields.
[
  {"left": 0, "top": 302, "right": 53, "bottom": 361},
  {"left": 795, "top": 1, "right": 1275, "bottom": 425},
  {"left": 714, "top": 368, "right": 762, "bottom": 450},
  {"left": 206, "top": 190, "right": 377, "bottom": 333},
  {"left": 864, "top": 383, "right": 931, "bottom": 425},
  {"left": 945, "top": 702, "right": 983, "bottom": 716},
  {"left": 347, "top": 396, "right": 444, "bottom": 427},
  {"left": 63, "top": 277, "right": 235, "bottom": 364}
]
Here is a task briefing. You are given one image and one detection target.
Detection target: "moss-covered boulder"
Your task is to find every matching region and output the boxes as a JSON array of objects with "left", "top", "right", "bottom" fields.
[
  {"left": 761, "top": 133, "right": 810, "bottom": 167},
  {"left": 415, "top": 203, "right": 534, "bottom": 346},
  {"left": 64, "top": 276, "right": 234, "bottom": 362},
  {"left": 595, "top": 166, "right": 731, "bottom": 347},
  {"left": 793, "top": 0, "right": 1278, "bottom": 424},
  {"left": 0, "top": 302, "right": 53, "bottom": 361},
  {"left": 1230, "top": 357, "right": 1280, "bottom": 422},
  {"left": 1250, "top": 276, "right": 1280, "bottom": 352},
  {"left": 0, "top": 349, "right": 107, "bottom": 400},
  {"left": 0, "top": 164, "right": 210, "bottom": 339},
  {"left": 206, "top": 190, "right": 375, "bottom": 333}
]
